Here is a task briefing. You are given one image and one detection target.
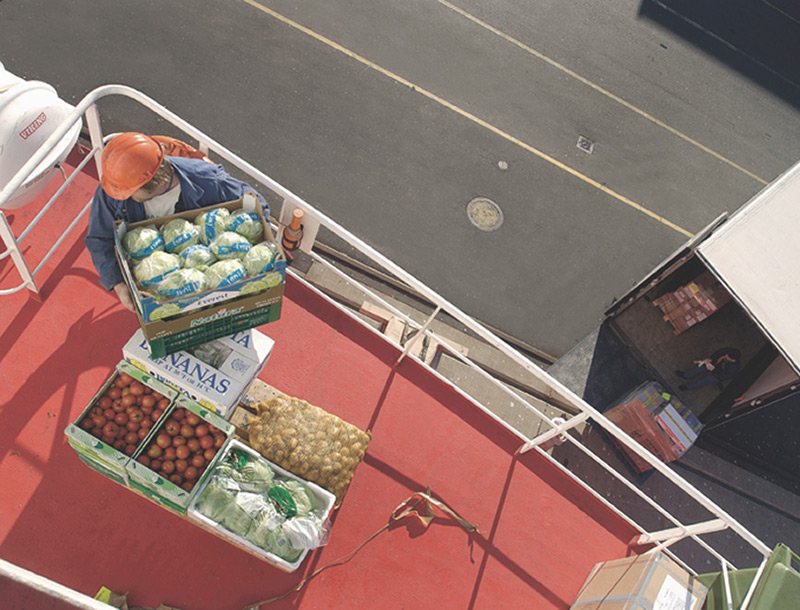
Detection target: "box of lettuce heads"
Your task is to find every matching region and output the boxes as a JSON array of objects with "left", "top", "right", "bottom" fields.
[
  {"left": 114, "top": 193, "right": 286, "bottom": 337},
  {"left": 123, "top": 327, "right": 274, "bottom": 419},
  {"left": 188, "top": 440, "right": 336, "bottom": 572}
]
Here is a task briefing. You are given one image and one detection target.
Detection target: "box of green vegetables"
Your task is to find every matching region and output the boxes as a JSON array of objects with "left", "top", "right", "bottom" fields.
[{"left": 187, "top": 439, "right": 336, "bottom": 572}]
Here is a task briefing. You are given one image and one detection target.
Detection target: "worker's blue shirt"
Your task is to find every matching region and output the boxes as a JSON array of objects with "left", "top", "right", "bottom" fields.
[{"left": 86, "top": 156, "right": 269, "bottom": 291}]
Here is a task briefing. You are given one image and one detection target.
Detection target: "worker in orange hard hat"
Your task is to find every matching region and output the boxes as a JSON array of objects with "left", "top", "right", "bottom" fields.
[{"left": 86, "top": 132, "right": 268, "bottom": 312}]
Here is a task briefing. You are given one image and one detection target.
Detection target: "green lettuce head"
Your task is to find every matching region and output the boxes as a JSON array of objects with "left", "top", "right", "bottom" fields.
[
  {"left": 155, "top": 268, "right": 209, "bottom": 299},
  {"left": 161, "top": 218, "right": 200, "bottom": 253},
  {"left": 204, "top": 259, "right": 246, "bottom": 289},
  {"left": 133, "top": 251, "right": 181, "bottom": 288},
  {"left": 195, "top": 208, "right": 231, "bottom": 245},
  {"left": 179, "top": 244, "right": 217, "bottom": 269},
  {"left": 123, "top": 226, "right": 164, "bottom": 261},
  {"left": 209, "top": 231, "right": 252, "bottom": 260},
  {"left": 228, "top": 210, "right": 264, "bottom": 244},
  {"left": 242, "top": 241, "right": 279, "bottom": 276}
]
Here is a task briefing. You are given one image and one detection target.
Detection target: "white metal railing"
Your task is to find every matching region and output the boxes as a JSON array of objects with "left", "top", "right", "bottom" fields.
[{"left": 1, "top": 85, "right": 773, "bottom": 604}]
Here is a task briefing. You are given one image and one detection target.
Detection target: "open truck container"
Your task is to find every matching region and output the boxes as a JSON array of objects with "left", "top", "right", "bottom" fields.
[{"left": 601, "top": 160, "right": 800, "bottom": 430}]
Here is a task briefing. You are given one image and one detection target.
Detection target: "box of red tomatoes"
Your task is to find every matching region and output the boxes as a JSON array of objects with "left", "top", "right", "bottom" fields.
[
  {"left": 125, "top": 395, "right": 234, "bottom": 513},
  {"left": 65, "top": 361, "right": 179, "bottom": 486}
]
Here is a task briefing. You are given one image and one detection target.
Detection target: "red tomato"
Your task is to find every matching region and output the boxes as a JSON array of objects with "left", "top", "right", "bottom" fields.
[
  {"left": 124, "top": 444, "right": 137, "bottom": 456},
  {"left": 113, "top": 439, "right": 127, "bottom": 451},
  {"left": 172, "top": 408, "right": 185, "bottom": 420},
  {"left": 151, "top": 392, "right": 163, "bottom": 401},
  {"left": 104, "top": 421, "right": 121, "bottom": 438},
  {"left": 150, "top": 409, "right": 163, "bottom": 421},
  {"left": 186, "top": 413, "right": 201, "bottom": 427},
  {"left": 101, "top": 434, "right": 116, "bottom": 445},
  {"left": 180, "top": 425, "right": 195, "bottom": 439},
  {"left": 114, "top": 376, "right": 128, "bottom": 389},
  {"left": 194, "top": 424, "right": 210, "bottom": 438},
  {"left": 129, "top": 409, "right": 144, "bottom": 424},
  {"left": 138, "top": 427, "right": 150, "bottom": 440},
  {"left": 186, "top": 438, "right": 201, "bottom": 453},
  {"left": 213, "top": 434, "right": 225, "bottom": 448},
  {"left": 174, "top": 459, "right": 188, "bottom": 473},
  {"left": 119, "top": 372, "right": 133, "bottom": 385},
  {"left": 150, "top": 459, "right": 162, "bottom": 471},
  {"left": 98, "top": 397, "right": 112, "bottom": 410},
  {"left": 199, "top": 435, "right": 214, "bottom": 450},
  {"left": 169, "top": 474, "right": 183, "bottom": 486},
  {"left": 161, "top": 460, "right": 175, "bottom": 474},
  {"left": 79, "top": 418, "right": 94, "bottom": 431},
  {"left": 125, "top": 431, "right": 139, "bottom": 445},
  {"left": 88, "top": 406, "right": 103, "bottom": 418},
  {"left": 157, "top": 398, "right": 170, "bottom": 411},
  {"left": 121, "top": 394, "right": 137, "bottom": 409},
  {"left": 147, "top": 445, "right": 163, "bottom": 459},
  {"left": 91, "top": 415, "right": 108, "bottom": 428},
  {"left": 163, "top": 447, "right": 177, "bottom": 461},
  {"left": 181, "top": 481, "right": 194, "bottom": 492},
  {"left": 203, "top": 448, "right": 217, "bottom": 461},
  {"left": 114, "top": 412, "right": 129, "bottom": 426},
  {"left": 108, "top": 387, "right": 122, "bottom": 400},
  {"left": 155, "top": 433, "right": 171, "bottom": 448},
  {"left": 140, "top": 418, "right": 154, "bottom": 429},
  {"left": 191, "top": 454, "right": 205, "bottom": 469},
  {"left": 137, "top": 455, "right": 151, "bottom": 467},
  {"left": 129, "top": 381, "right": 145, "bottom": 396},
  {"left": 175, "top": 445, "right": 190, "bottom": 460},
  {"left": 126, "top": 420, "right": 140, "bottom": 432},
  {"left": 103, "top": 408, "right": 116, "bottom": 420},
  {"left": 164, "top": 419, "right": 181, "bottom": 436},
  {"left": 141, "top": 395, "right": 156, "bottom": 409},
  {"left": 172, "top": 436, "right": 186, "bottom": 447},
  {"left": 184, "top": 466, "right": 199, "bottom": 480},
  {"left": 91, "top": 427, "right": 103, "bottom": 438}
]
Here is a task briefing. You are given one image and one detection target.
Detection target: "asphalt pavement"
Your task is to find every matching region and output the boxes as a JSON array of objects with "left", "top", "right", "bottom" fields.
[{"left": 1, "top": 0, "right": 799, "bottom": 357}]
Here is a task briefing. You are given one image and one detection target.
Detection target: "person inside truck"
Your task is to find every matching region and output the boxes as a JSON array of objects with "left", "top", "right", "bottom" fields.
[
  {"left": 85, "top": 132, "right": 268, "bottom": 312},
  {"left": 676, "top": 347, "right": 741, "bottom": 391}
]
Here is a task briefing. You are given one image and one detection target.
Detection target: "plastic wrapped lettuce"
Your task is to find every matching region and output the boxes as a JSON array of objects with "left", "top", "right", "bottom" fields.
[
  {"left": 228, "top": 209, "right": 264, "bottom": 244},
  {"left": 123, "top": 226, "right": 164, "bottom": 261},
  {"left": 204, "top": 259, "right": 246, "bottom": 289},
  {"left": 154, "top": 268, "right": 208, "bottom": 299},
  {"left": 180, "top": 244, "right": 217, "bottom": 269},
  {"left": 161, "top": 218, "right": 200, "bottom": 253},
  {"left": 209, "top": 231, "right": 251, "bottom": 260},
  {"left": 133, "top": 251, "right": 180, "bottom": 288},
  {"left": 242, "top": 241, "right": 279, "bottom": 276},
  {"left": 195, "top": 208, "right": 230, "bottom": 245}
]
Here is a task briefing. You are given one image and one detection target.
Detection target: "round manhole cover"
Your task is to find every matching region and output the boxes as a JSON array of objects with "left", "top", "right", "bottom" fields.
[
  {"left": 467, "top": 197, "right": 503, "bottom": 231},
  {"left": 466, "top": 197, "right": 503, "bottom": 231}
]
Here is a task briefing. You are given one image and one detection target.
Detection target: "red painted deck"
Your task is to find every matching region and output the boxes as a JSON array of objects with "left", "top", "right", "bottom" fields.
[{"left": 0, "top": 149, "right": 637, "bottom": 609}]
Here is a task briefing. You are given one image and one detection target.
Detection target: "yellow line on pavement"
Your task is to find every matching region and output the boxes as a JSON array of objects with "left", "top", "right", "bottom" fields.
[
  {"left": 241, "top": 0, "right": 694, "bottom": 237},
  {"left": 437, "top": 0, "right": 768, "bottom": 186}
]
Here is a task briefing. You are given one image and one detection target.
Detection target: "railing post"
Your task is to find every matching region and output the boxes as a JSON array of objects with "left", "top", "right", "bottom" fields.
[{"left": 0, "top": 211, "right": 38, "bottom": 294}]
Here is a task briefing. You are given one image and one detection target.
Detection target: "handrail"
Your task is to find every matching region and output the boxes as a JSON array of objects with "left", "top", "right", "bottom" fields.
[{"left": 1, "top": 85, "right": 772, "bottom": 583}]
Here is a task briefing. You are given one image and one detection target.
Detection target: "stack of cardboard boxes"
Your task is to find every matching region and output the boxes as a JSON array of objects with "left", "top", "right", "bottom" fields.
[
  {"left": 603, "top": 381, "right": 703, "bottom": 473},
  {"left": 653, "top": 270, "right": 731, "bottom": 335}
]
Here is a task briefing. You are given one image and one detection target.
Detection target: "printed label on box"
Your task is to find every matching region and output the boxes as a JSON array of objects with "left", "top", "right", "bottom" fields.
[{"left": 654, "top": 574, "right": 700, "bottom": 610}]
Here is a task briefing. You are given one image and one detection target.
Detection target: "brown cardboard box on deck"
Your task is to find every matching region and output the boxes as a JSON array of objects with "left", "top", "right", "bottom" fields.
[{"left": 570, "top": 552, "right": 707, "bottom": 609}]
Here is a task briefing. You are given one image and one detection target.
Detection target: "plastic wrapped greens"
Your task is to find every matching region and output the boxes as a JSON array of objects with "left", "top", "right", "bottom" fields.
[
  {"left": 209, "top": 232, "right": 251, "bottom": 260},
  {"left": 195, "top": 475, "right": 239, "bottom": 522},
  {"left": 161, "top": 218, "right": 200, "bottom": 253},
  {"left": 228, "top": 210, "right": 264, "bottom": 244},
  {"left": 242, "top": 242, "right": 279, "bottom": 276},
  {"left": 180, "top": 244, "right": 217, "bottom": 269},
  {"left": 195, "top": 208, "right": 230, "bottom": 245},
  {"left": 123, "top": 226, "right": 164, "bottom": 261},
  {"left": 133, "top": 251, "right": 180, "bottom": 288},
  {"left": 204, "top": 259, "right": 246, "bottom": 289},
  {"left": 154, "top": 268, "right": 208, "bottom": 299}
]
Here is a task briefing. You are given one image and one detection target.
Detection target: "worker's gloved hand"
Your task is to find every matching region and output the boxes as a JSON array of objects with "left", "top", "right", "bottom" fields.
[{"left": 113, "top": 282, "right": 136, "bottom": 313}]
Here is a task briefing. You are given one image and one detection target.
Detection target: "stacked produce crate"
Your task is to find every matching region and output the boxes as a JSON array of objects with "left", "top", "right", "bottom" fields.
[{"left": 653, "top": 270, "right": 731, "bottom": 335}]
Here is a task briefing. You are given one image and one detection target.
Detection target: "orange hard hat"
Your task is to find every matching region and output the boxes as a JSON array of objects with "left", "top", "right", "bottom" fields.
[{"left": 100, "top": 132, "right": 165, "bottom": 199}]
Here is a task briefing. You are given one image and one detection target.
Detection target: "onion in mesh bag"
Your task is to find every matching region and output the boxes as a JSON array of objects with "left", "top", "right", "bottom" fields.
[
  {"left": 161, "top": 218, "right": 200, "bottom": 253},
  {"left": 204, "top": 259, "right": 246, "bottom": 289},
  {"left": 228, "top": 209, "right": 264, "bottom": 244},
  {"left": 209, "top": 231, "right": 251, "bottom": 260},
  {"left": 195, "top": 208, "right": 230, "bottom": 245},
  {"left": 242, "top": 241, "right": 279, "bottom": 276},
  {"left": 123, "top": 226, "right": 164, "bottom": 261},
  {"left": 180, "top": 244, "right": 217, "bottom": 269},
  {"left": 154, "top": 268, "right": 208, "bottom": 299},
  {"left": 133, "top": 251, "right": 180, "bottom": 288}
]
